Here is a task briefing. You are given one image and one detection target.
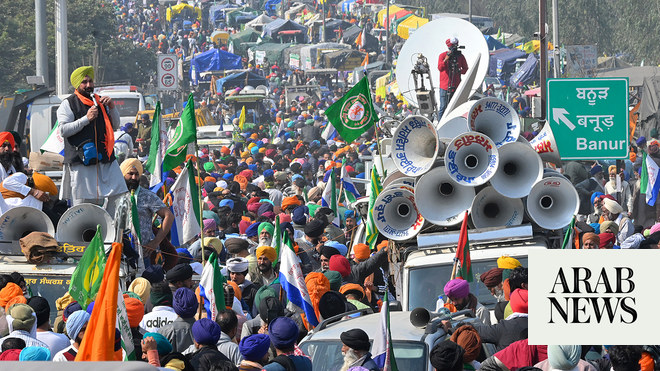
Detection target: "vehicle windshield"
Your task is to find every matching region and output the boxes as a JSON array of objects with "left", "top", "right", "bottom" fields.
[
  {"left": 300, "top": 340, "right": 426, "bottom": 371},
  {"left": 408, "top": 256, "right": 529, "bottom": 311},
  {"left": 110, "top": 98, "right": 141, "bottom": 117}
]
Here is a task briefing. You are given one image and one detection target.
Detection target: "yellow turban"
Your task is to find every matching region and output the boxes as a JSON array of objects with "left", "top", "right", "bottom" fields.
[
  {"left": 33, "top": 172, "right": 58, "bottom": 196},
  {"left": 128, "top": 277, "right": 151, "bottom": 305},
  {"left": 256, "top": 245, "right": 277, "bottom": 262},
  {"left": 120, "top": 158, "right": 144, "bottom": 177},
  {"left": 497, "top": 256, "right": 522, "bottom": 269},
  {"left": 70, "top": 66, "right": 94, "bottom": 88}
]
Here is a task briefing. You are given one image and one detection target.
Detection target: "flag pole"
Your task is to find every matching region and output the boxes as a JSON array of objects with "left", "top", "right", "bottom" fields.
[
  {"left": 195, "top": 135, "right": 206, "bottom": 318},
  {"left": 367, "top": 76, "right": 387, "bottom": 178}
]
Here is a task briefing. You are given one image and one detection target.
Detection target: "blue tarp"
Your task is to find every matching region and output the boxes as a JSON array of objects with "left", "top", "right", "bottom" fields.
[
  {"left": 209, "top": 4, "right": 238, "bottom": 26},
  {"left": 215, "top": 71, "right": 268, "bottom": 92},
  {"left": 190, "top": 48, "right": 243, "bottom": 85},
  {"left": 340, "top": 0, "right": 358, "bottom": 13},
  {"left": 484, "top": 35, "right": 507, "bottom": 51},
  {"left": 488, "top": 48, "right": 527, "bottom": 78},
  {"left": 264, "top": 0, "right": 281, "bottom": 16},
  {"left": 509, "top": 53, "right": 538, "bottom": 87}
]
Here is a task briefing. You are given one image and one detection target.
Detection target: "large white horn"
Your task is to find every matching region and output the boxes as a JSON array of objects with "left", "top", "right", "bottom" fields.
[
  {"left": 0, "top": 207, "right": 55, "bottom": 241},
  {"left": 526, "top": 176, "right": 579, "bottom": 230},
  {"left": 436, "top": 116, "right": 469, "bottom": 141},
  {"left": 373, "top": 188, "right": 424, "bottom": 241},
  {"left": 392, "top": 115, "right": 440, "bottom": 177},
  {"left": 490, "top": 142, "right": 543, "bottom": 198},
  {"left": 56, "top": 203, "right": 116, "bottom": 243},
  {"left": 414, "top": 167, "right": 475, "bottom": 225},
  {"left": 529, "top": 124, "right": 561, "bottom": 165},
  {"left": 445, "top": 132, "right": 499, "bottom": 186},
  {"left": 471, "top": 186, "right": 524, "bottom": 229},
  {"left": 468, "top": 97, "right": 521, "bottom": 147}
]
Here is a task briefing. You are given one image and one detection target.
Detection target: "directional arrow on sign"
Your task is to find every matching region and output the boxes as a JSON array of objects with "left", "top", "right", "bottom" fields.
[{"left": 552, "top": 108, "right": 575, "bottom": 131}]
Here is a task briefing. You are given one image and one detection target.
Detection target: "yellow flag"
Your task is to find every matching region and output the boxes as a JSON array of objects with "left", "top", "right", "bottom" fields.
[{"left": 238, "top": 106, "right": 246, "bottom": 130}]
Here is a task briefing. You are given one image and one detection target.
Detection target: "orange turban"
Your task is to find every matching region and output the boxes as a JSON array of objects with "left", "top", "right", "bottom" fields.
[
  {"left": 450, "top": 325, "right": 482, "bottom": 363},
  {"left": 0, "top": 283, "right": 23, "bottom": 308},
  {"left": 281, "top": 196, "right": 301, "bottom": 211},
  {"left": 123, "top": 296, "right": 144, "bottom": 328},
  {"left": 33, "top": 172, "right": 58, "bottom": 196},
  {"left": 377, "top": 240, "right": 388, "bottom": 251},
  {"left": 227, "top": 280, "right": 241, "bottom": 301},
  {"left": 185, "top": 154, "right": 197, "bottom": 163},
  {"left": 305, "top": 272, "right": 330, "bottom": 324},
  {"left": 630, "top": 151, "right": 637, "bottom": 163},
  {"left": 256, "top": 246, "right": 277, "bottom": 262},
  {"left": 4, "top": 295, "right": 27, "bottom": 312},
  {"left": 339, "top": 283, "right": 365, "bottom": 300},
  {"left": 234, "top": 175, "right": 248, "bottom": 190},
  {"left": 0, "top": 132, "right": 15, "bottom": 149},
  {"left": 352, "top": 243, "right": 371, "bottom": 260}
]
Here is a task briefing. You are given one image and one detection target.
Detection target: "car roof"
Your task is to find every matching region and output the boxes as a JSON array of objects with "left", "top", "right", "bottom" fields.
[{"left": 303, "top": 311, "right": 425, "bottom": 343}]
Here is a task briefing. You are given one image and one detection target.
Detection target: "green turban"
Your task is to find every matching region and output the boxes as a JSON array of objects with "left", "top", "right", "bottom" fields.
[
  {"left": 70, "top": 66, "right": 94, "bottom": 88},
  {"left": 323, "top": 270, "right": 342, "bottom": 291},
  {"left": 258, "top": 222, "right": 274, "bottom": 236},
  {"left": 203, "top": 162, "right": 214, "bottom": 172}
]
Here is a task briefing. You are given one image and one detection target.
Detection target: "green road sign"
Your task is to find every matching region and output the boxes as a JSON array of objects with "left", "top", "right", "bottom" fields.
[{"left": 547, "top": 78, "right": 629, "bottom": 160}]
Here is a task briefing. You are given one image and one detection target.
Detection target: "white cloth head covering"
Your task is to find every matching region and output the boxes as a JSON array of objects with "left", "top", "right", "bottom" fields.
[
  {"left": 603, "top": 198, "right": 623, "bottom": 214},
  {"left": 226, "top": 257, "right": 249, "bottom": 273}
]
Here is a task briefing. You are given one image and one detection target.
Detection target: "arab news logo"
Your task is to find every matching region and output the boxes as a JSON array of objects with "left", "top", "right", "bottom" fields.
[{"left": 340, "top": 93, "right": 372, "bottom": 130}]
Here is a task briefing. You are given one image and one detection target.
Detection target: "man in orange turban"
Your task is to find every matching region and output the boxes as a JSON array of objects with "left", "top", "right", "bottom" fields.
[{"left": 0, "top": 171, "right": 57, "bottom": 211}]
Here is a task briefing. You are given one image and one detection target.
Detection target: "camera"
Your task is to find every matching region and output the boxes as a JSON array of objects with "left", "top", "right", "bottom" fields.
[{"left": 448, "top": 44, "right": 465, "bottom": 56}]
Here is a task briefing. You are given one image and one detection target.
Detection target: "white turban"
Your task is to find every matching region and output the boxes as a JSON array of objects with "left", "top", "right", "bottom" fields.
[
  {"left": 603, "top": 198, "right": 623, "bottom": 214},
  {"left": 226, "top": 257, "right": 249, "bottom": 273}
]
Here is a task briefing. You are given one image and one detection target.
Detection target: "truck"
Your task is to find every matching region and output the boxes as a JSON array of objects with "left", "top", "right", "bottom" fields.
[{"left": 94, "top": 85, "right": 146, "bottom": 126}]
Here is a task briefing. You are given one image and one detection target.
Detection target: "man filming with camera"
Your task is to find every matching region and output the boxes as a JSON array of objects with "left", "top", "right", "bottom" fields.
[{"left": 438, "top": 37, "right": 468, "bottom": 118}]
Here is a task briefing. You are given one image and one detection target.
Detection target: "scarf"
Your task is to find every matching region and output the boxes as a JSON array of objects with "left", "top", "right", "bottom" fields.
[{"left": 74, "top": 90, "right": 114, "bottom": 159}]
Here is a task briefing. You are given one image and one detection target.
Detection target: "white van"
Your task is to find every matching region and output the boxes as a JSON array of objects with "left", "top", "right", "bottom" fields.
[{"left": 94, "top": 86, "right": 146, "bottom": 126}]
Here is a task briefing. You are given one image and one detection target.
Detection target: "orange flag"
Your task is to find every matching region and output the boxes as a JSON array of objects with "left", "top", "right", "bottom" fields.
[{"left": 75, "top": 242, "right": 122, "bottom": 361}]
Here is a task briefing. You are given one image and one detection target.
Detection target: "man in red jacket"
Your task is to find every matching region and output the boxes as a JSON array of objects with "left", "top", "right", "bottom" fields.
[{"left": 437, "top": 37, "right": 468, "bottom": 118}]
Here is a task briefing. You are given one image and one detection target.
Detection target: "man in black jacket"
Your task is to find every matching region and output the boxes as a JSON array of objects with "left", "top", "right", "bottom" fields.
[{"left": 188, "top": 318, "right": 233, "bottom": 371}]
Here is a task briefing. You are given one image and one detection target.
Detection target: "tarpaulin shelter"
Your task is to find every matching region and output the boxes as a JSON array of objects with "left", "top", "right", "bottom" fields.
[
  {"left": 285, "top": 2, "right": 313, "bottom": 20},
  {"left": 190, "top": 48, "right": 243, "bottom": 85},
  {"left": 322, "top": 49, "right": 366, "bottom": 70},
  {"left": 488, "top": 48, "right": 526, "bottom": 78},
  {"left": 597, "top": 56, "right": 632, "bottom": 70},
  {"left": 397, "top": 15, "right": 428, "bottom": 39},
  {"left": 208, "top": 4, "right": 239, "bottom": 26},
  {"left": 226, "top": 7, "right": 258, "bottom": 27},
  {"left": 246, "top": 14, "right": 275, "bottom": 31},
  {"left": 249, "top": 42, "right": 293, "bottom": 66},
  {"left": 228, "top": 28, "right": 264, "bottom": 56},
  {"left": 384, "top": 9, "right": 413, "bottom": 29},
  {"left": 264, "top": 0, "right": 281, "bottom": 16},
  {"left": 377, "top": 5, "right": 403, "bottom": 27},
  {"left": 215, "top": 71, "right": 269, "bottom": 92},
  {"left": 282, "top": 44, "right": 310, "bottom": 70},
  {"left": 262, "top": 18, "right": 308, "bottom": 43},
  {"left": 211, "top": 30, "right": 230, "bottom": 46},
  {"left": 300, "top": 42, "right": 350, "bottom": 70},
  {"left": 484, "top": 35, "right": 507, "bottom": 51},
  {"left": 516, "top": 40, "right": 554, "bottom": 53},
  {"left": 509, "top": 53, "right": 538, "bottom": 87},
  {"left": 323, "top": 19, "right": 352, "bottom": 41},
  {"left": 597, "top": 66, "right": 660, "bottom": 87},
  {"left": 341, "top": 25, "right": 379, "bottom": 52},
  {"left": 166, "top": 3, "right": 201, "bottom": 22}
]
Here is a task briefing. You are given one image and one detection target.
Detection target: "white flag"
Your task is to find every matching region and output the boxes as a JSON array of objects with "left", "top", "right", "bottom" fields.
[{"left": 169, "top": 161, "right": 201, "bottom": 246}]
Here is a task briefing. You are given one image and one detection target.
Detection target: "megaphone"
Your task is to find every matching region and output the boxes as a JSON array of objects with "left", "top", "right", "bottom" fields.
[
  {"left": 414, "top": 167, "right": 475, "bottom": 225},
  {"left": 373, "top": 188, "right": 424, "bottom": 241},
  {"left": 410, "top": 307, "right": 435, "bottom": 328},
  {"left": 468, "top": 97, "right": 521, "bottom": 147},
  {"left": 392, "top": 115, "right": 440, "bottom": 177},
  {"left": 56, "top": 203, "right": 116, "bottom": 243},
  {"left": 388, "top": 177, "right": 416, "bottom": 189},
  {"left": 445, "top": 132, "right": 499, "bottom": 186},
  {"left": 526, "top": 176, "right": 579, "bottom": 230},
  {"left": 471, "top": 186, "right": 524, "bottom": 229},
  {"left": 436, "top": 116, "right": 469, "bottom": 141},
  {"left": 529, "top": 124, "right": 561, "bottom": 165},
  {"left": 490, "top": 141, "right": 543, "bottom": 198},
  {"left": 0, "top": 207, "right": 55, "bottom": 241}
]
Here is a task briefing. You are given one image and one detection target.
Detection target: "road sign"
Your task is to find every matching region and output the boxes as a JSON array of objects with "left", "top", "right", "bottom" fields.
[
  {"left": 547, "top": 78, "right": 629, "bottom": 160},
  {"left": 157, "top": 54, "right": 178, "bottom": 91}
]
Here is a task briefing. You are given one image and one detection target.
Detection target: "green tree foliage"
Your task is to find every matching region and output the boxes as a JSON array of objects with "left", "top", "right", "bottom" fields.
[{"left": 0, "top": 0, "right": 156, "bottom": 95}]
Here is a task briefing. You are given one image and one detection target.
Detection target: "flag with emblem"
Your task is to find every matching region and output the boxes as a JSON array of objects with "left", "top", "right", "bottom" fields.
[
  {"left": 68, "top": 225, "right": 107, "bottom": 309},
  {"left": 366, "top": 166, "right": 383, "bottom": 250},
  {"left": 325, "top": 76, "right": 378, "bottom": 143},
  {"left": 454, "top": 211, "right": 473, "bottom": 281},
  {"left": 145, "top": 102, "right": 168, "bottom": 188},
  {"left": 163, "top": 94, "right": 197, "bottom": 171}
]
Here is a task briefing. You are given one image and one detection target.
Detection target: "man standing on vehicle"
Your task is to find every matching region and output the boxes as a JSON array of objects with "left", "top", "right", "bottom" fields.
[
  {"left": 339, "top": 329, "right": 379, "bottom": 371},
  {"left": 57, "top": 66, "right": 127, "bottom": 211},
  {"left": 437, "top": 38, "right": 468, "bottom": 119},
  {"left": 444, "top": 278, "right": 491, "bottom": 325}
]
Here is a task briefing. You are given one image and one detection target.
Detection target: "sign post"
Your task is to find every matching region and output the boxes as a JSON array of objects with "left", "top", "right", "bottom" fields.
[
  {"left": 157, "top": 54, "right": 178, "bottom": 91},
  {"left": 547, "top": 78, "right": 629, "bottom": 160}
]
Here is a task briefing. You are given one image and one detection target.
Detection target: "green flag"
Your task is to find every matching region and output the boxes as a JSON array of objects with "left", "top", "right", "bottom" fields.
[
  {"left": 561, "top": 216, "right": 576, "bottom": 249},
  {"left": 163, "top": 94, "right": 197, "bottom": 171},
  {"left": 68, "top": 225, "right": 107, "bottom": 309},
  {"left": 144, "top": 101, "right": 162, "bottom": 175},
  {"left": 641, "top": 151, "right": 649, "bottom": 194},
  {"left": 272, "top": 215, "right": 281, "bottom": 268},
  {"left": 366, "top": 166, "right": 384, "bottom": 250},
  {"left": 325, "top": 77, "right": 378, "bottom": 143}
]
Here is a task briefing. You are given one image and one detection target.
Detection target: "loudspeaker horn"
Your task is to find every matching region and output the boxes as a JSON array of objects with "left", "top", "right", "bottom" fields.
[
  {"left": 436, "top": 116, "right": 469, "bottom": 141},
  {"left": 373, "top": 188, "right": 424, "bottom": 241},
  {"left": 388, "top": 177, "right": 416, "bottom": 189},
  {"left": 468, "top": 97, "right": 521, "bottom": 147},
  {"left": 410, "top": 307, "right": 437, "bottom": 328},
  {"left": 56, "top": 203, "right": 116, "bottom": 243},
  {"left": 526, "top": 176, "right": 579, "bottom": 230},
  {"left": 445, "top": 132, "right": 499, "bottom": 186},
  {"left": 529, "top": 124, "right": 562, "bottom": 165},
  {"left": 414, "top": 167, "right": 475, "bottom": 225},
  {"left": 392, "top": 115, "right": 440, "bottom": 177},
  {"left": 443, "top": 54, "right": 482, "bottom": 120},
  {"left": 0, "top": 207, "right": 55, "bottom": 241},
  {"left": 471, "top": 186, "right": 524, "bottom": 229},
  {"left": 490, "top": 141, "right": 543, "bottom": 198}
]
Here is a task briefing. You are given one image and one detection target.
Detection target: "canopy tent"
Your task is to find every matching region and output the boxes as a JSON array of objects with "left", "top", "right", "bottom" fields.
[
  {"left": 300, "top": 43, "right": 350, "bottom": 70},
  {"left": 396, "top": 15, "right": 428, "bottom": 39},
  {"left": 484, "top": 35, "right": 507, "bottom": 51},
  {"left": 246, "top": 14, "right": 275, "bottom": 31},
  {"left": 215, "top": 71, "right": 269, "bottom": 92},
  {"left": 323, "top": 19, "right": 352, "bottom": 41},
  {"left": 190, "top": 48, "right": 243, "bottom": 85},
  {"left": 322, "top": 49, "right": 366, "bottom": 70},
  {"left": 226, "top": 7, "right": 259, "bottom": 27},
  {"left": 377, "top": 5, "right": 403, "bottom": 27},
  {"left": 285, "top": 2, "right": 313, "bottom": 20},
  {"left": 384, "top": 10, "right": 413, "bottom": 30},
  {"left": 341, "top": 25, "right": 379, "bottom": 52},
  {"left": 228, "top": 28, "right": 264, "bottom": 56},
  {"left": 597, "top": 66, "right": 660, "bottom": 87},
  {"left": 509, "top": 53, "right": 538, "bottom": 87},
  {"left": 262, "top": 18, "right": 308, "bottom": 43},
  {"left": 597, "top": 56, "right": 632, "bottom": 70},
  {"left": 166, "top": 3, "right": 201, "bottom": 22},
  {"left": 488, "top": 48, "right": 527, "bottom": 78},
  {"left": 210, "top": 30, "right": 230, "bottom": 46},
  {"left": 249, "top": 42, "right": 293, "bottom": 66}
]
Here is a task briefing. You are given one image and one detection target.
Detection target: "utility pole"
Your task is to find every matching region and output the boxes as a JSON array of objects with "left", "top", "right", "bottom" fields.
[
  {"left": 468, "top": 0, "right": 473, "bottom": 23},
  {"left": 551, "top": 0, "right": 560, "bottom": 78},
  {"left": 385, "top": 1, "right": 390, "bottom": 65},
  {"left": 55, "top": 0, "right": 68, "bottom": 96},
  {"left": 539, "top": 0, "right": 547, "bottom": 120},
  {"left": 35, "top": 0, "right": 48, "bottom": 87},
  {"left": 321, "top": 0, "right": 326, "bottom": 43}
]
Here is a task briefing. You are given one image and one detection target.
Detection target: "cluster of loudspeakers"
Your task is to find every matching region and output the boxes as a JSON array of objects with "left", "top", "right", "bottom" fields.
[
  {"left": 373, "top": 97, "right": 579, "bottom": 241},
  {"left": 0, "top": 203, "right": 115, "bottom": 244}
]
